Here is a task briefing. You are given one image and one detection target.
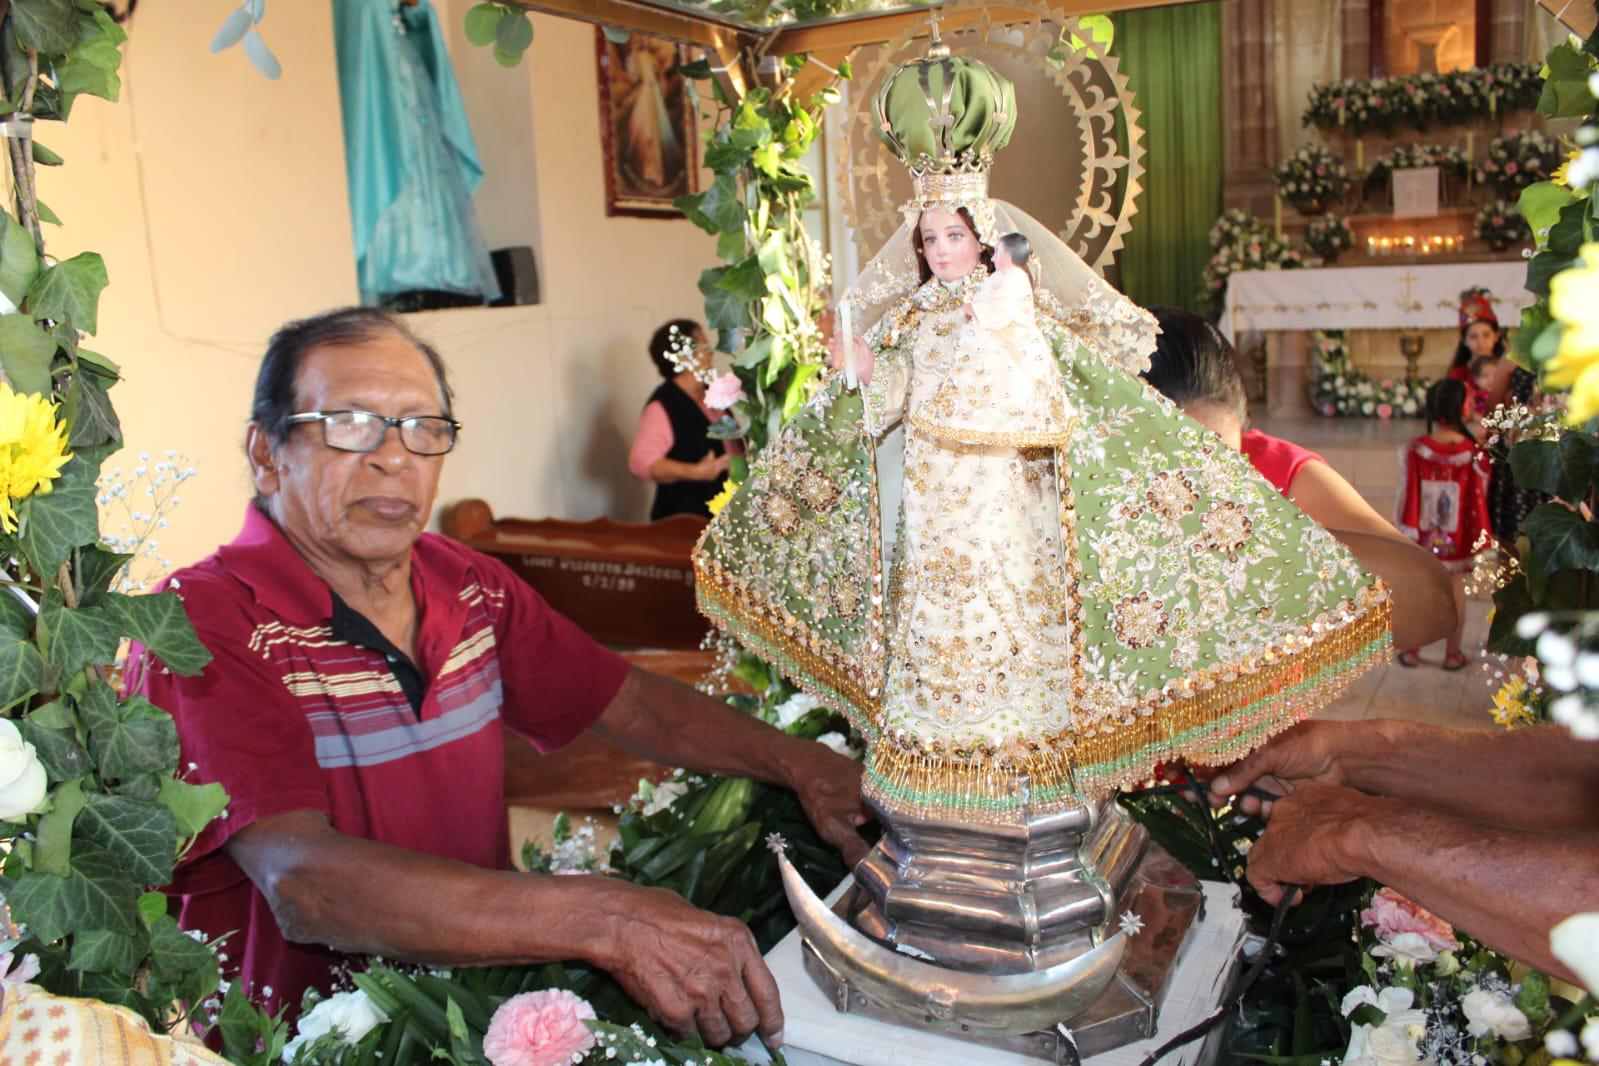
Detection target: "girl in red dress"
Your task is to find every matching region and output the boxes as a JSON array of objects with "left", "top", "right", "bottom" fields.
[{"left": 1395, "top": 377, "right": 1491, "bottom": 670}]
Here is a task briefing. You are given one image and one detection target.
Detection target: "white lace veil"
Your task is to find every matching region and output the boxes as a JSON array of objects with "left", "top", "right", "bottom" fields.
[{"left": 846, "top": 195, "right": 1159, "bottom": 377}]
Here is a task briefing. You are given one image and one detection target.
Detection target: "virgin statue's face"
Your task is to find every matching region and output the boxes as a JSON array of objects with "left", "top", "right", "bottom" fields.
[{"left": 918, "top": 210, "right": 983, "bottom": 282}]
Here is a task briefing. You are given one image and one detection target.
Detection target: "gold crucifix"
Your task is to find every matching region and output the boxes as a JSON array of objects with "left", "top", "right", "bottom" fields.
[{"left": 1397, "top": 270, "right": 1422, "bottom": 317}]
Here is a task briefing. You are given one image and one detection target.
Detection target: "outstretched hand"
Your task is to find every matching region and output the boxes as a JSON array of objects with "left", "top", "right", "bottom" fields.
[
  {"left": 782, "top": 740, "right": 872, "bottom": 867},
  {"left": 1200, "top": 720, "right": 1353, "bottom": 818}
]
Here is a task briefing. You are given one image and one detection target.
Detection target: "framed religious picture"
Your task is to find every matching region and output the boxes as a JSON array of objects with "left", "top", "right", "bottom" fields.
[{"left": 596, "top": 28, "right": 699, "bottom": 216}]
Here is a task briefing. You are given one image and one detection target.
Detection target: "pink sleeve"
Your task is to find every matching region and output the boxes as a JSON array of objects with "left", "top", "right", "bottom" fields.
[{"left": 629, "top": 401, "right": 674, "bottom": 481}]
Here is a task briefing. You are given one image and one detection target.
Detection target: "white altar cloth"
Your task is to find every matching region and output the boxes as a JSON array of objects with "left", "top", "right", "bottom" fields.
[
  {"left": 1218, "top": 261, "right": 1533, "bottom": 341},
  {"left": 738, "top": 879, "right": 1248, "bottom": 1066}
]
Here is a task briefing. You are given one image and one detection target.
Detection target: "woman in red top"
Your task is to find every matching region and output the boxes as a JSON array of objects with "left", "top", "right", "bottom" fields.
[
  {"left": 1143, "top": 307, "right": 1455, "bottom": 652},
  {"left": 1447, "top": 288, "right": 1506, "bottom": 418},
  {"left": 1394, "top": 377, "right": 1492, "bottom": 670}
]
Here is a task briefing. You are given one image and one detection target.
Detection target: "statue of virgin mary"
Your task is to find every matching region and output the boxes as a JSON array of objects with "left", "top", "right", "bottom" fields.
[{"left": 693, "top": 51, "right": 1391, "bottom": 827}]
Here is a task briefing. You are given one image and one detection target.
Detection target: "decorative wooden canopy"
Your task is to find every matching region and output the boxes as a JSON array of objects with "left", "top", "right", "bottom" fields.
[{"left": 506, "top": 0, "right": 1193, "bottom": 101}]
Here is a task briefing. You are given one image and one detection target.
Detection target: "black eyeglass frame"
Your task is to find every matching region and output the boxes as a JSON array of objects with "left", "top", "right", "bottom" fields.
[{"left": 284, "top": 410, "right": 463, "bottom": 456}]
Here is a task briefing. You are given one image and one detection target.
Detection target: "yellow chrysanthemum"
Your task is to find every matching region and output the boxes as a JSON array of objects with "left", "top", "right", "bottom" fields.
[
  {"left": 1552, "top": 147, "right": 1580, "bottom": 188},
  {"left": 706, "top": 478, "right": 739, "bottom": 518},
  {"left": 1545, "top": 244, "right": 1599, "bottom": 423},
  {"left": 0, "top": 381, "right": 72, "bottom": 533},
  {"left": 1490, "top": 674, "right": 1534, "bottom": 729}
]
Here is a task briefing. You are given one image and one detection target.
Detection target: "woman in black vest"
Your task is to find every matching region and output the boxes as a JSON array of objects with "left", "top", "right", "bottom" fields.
[{"left": 627, "top": 319, "right": 731, "bottom": 519}]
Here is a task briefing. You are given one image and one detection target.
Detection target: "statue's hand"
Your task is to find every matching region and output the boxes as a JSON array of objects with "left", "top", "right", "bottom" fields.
[{"left": 826, "top": 332, "right": 875, "bottom": 387}]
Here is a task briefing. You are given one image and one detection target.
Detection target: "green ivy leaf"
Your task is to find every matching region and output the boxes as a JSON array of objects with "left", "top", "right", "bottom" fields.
[
  {"left": 715, "top": 227, "right": 745, "bottom": 262},
  {"left": 673, "top": 190, "right": 715, "bottom": 235},
  {"left": 30, "top": 141, "right": 63, "bottom": 167},
  {"left": 1526, "top": 250, "right": 1578, "bottom": 298},
  {"left": 0, "top": 585, "right": 34, "bottom": 638},
  {"left": 463, "top": 3, "right": 499, "bottom": 47},
  {"left": 0, "top": 312, "right": 58, "bottom": 395},
  {"left": 702, "top": 140, "right": 750, "bottom": 173},
  {"left": 9, "top": 0, "right": 78, "bottom": 55},
  {"left": 495, "top": 10, "right": 532, "bottom": 55},
  {"left": 103, "top": 591, "right": 210, "bottom": 676},
  {"left": 714, "top": 255, "right": 767, "bottom": 302},
  {"left": 148, "top": 914, "right": 212, "bottom": 980},
  {"left": 34, "top": 778, "right": 84, "bottom": 876},
  {"left": 1523, "top": 503, "right": 1599, "bottom": 572},
  {"left": 27, "top": 250, "right": 108, "bottom": 335},
  {"left": 157, "top": 777, "right": 227, "bottom": 839},
  {"left": 23, "top": 714, "right": 92, "bottom": 783},
  {"left": 80, "top": 687, "right": 179, "bottom": 783},
  {"left": 697, "top": 266, "right": 751, "bottom": 333},
  {"left": 1508, "top": 434, "right": 1599, "bottom": 500},
  {"left": 33, "top": 199, "right": 60, "bottom": 227},
  {"left": 1548, "top": 198, "right": 1591, "bottom": 258},
  {"left": 74, "top": 792, "right": 175, "bottom": 886},
  {"left": 68, "top": 927, "right": 143, "bottom": 974},
  {"left": 0, "top": 211, "right": 40, "bottom": 307},
  {"left": 9, "top": 839, "right": 140, "bottom": 942},
  {"left": 38, "top": 593, "right": 120, "bottom": 677},
  {"left": 677, "top": 56, "right": 713, "bottom": 80},
  {"left": 0, "top": 625, "right": 48, "bottom": 709},
  {"left": 136, "top": 889, "right": 166, "bottom": 928},
  {"left": 698, "top": 174, "right": 746, "bottom": 235},
  {"left": 17, "top": 453, "right": 103, "bottom": 581},
  {"left": 1537, "top": 43, "right": 1599, "bottom": 118},
  {"left": 75, "top": 543, "right": 131, "bottom": 607},
  {"left": 63, "top": 363, "right": 121, "bottom": 448}
]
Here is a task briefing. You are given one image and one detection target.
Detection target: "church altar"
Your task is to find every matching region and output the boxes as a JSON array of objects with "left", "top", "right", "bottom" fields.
[{"left": 1217, "top": 261, "right": 1533, "bottom": 341}]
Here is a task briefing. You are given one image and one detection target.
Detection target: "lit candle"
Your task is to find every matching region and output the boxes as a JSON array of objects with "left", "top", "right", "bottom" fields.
[
  {"left": 1274, "top": 195, "right": 1283, "bottom": 236},
  {"left": 1366, "top": 237, "right": 1376, "bottom": 255},
  {"left": 1356, "top": 139, "right": 1364, "bottom": 172}
]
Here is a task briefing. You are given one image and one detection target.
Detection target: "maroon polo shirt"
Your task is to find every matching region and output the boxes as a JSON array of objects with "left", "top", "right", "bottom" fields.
[{"left": 127, "top": 505, "right": 630, "bottom": 1017}]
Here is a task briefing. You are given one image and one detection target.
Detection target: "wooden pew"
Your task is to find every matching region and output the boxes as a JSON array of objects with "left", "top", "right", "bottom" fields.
[{"left": 440, "top": 499, "right": 709, "bottom": 650}]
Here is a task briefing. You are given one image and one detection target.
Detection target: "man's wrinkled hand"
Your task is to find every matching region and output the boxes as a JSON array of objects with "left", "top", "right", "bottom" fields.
[
  {"left": 1244, "top": 780, "right": 1383, "bottom": 906},
  {"left": 600, "top": 882, "right": 784, "bottom": 1048},
  {"left": 783, "top": 741, "right": 872, "bottom": 867},
  {"left": 1202, "top": 719, "right": 1352, "bottom": 817}
]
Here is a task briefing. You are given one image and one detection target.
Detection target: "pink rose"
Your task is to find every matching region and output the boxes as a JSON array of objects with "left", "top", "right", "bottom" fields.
[
  {"left": 1322, "top": 403, "right": 1336, "bottom": 415},
  {"left": 704, "top": 372, "right": 745, "bottom": 411},
  {"left": 1505, "top": 161, "right": 1519, "bottom": 174},
  {"left": 1380, "top": 379, "right": 1394, "bottom": 389},
  {"left": 483, "top": 990, "right": 597, "bottom": 1066},
  {"left": 1377, "top": 403, "right": 1393, "bottom": 419},
  {"left": 1361, "top": 888, "right": 1460, "bottom": 951}
]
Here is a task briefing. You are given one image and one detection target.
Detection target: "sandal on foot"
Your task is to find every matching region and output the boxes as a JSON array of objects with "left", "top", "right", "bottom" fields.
[
  {"left": 1396, "top": 650, "right": 1421, "bottom": 668},
  {"left": 1442, "top": 651, "right": 1470, "bottom": 672}
]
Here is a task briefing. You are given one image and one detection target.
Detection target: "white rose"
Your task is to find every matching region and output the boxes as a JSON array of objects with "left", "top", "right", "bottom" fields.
[
  {"left": 815, "top": 732, "right": 858, "bottom": 758},
  {"left": 1461, "top": 988, "right": 1531, "bottom": 1041},
  {"left": 1550, "top": 912, "right": 1599, "bottom": 996},
  {"left": 282, "top": 990, "right": 387, "bottom": 1061},
  {"left": 639, "top": 777, "right": 691, "bottom": 818},
  {"left": 1582, "top": 1017, "right": 1599, "bottom": 1060},
  {"left": 1545, "top": 1029, "right": 1578, "bottom": 1057},
  {"left": 773, "top": 692, "right": 822, "bottom": 730},
  {"left": 0, "top": 719, "right": 47, "bottom": 820},
  {"left": 1372, "top": 932, "right": 1440, "bottom": 969}
]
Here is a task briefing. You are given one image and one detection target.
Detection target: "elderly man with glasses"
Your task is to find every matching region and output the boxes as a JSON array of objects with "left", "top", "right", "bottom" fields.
[{"left": 127, "top": 307, "right": 867, "bottom": 1051}]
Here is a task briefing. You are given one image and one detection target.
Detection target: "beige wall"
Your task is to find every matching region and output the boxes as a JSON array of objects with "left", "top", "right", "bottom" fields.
[{"left": 39, "top": 3, "right": 715, "bottom": 574}]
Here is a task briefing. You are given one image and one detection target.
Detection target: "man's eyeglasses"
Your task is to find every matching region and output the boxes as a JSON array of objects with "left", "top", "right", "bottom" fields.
[{"left": 285, "top": 410, "right": 461, "bottom": 456}]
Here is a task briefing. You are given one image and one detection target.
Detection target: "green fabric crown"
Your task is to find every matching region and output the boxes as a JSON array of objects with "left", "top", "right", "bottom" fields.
[{"left": 873, "top": 53, "right": 1017, "bottom": 171}]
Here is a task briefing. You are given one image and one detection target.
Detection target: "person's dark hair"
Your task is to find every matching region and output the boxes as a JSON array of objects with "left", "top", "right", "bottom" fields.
[
  {"left": 1450, "top": 318, "right": 1507, "bottom": 368},
  {"left": 998, "top": 232, "right": 1032, "bottom": 268},
  {"left": 1140, "top": 306, "right": 1249, "bottom": 424},
  {"left": 252, "top": 307, "right": 453, "bottom": 447},
  {"left": 1425, "top": 376, "right": 1474, "bottom": 442},
  {"left": 649, "top": 319, "right": 702, "bottom": 380},
  {"left": 912, "top": 207, "right": 995, "bottom": 284}
]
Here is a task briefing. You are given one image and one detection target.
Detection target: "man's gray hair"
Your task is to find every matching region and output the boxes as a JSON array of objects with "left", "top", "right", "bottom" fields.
[{"left": 250, "top": 307, "right": 454, "bottom": 446}]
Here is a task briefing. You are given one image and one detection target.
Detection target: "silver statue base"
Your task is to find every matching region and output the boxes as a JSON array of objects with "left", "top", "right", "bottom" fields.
[{"left": 775, "top": 790, "right": 1208, "bottom": 1062}]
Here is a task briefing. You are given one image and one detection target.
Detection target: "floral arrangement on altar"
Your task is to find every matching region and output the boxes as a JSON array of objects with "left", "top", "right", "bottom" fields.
[
  {"left": 1306, "top": 213, "right": 1357, "bottom": 263},
  {"left": 1475, "top": 198, "right": 1533, "bottom": 251},
  {"left": 1201, "top": 208, "right": 1303, "bottom": 317},
  {"left": 1309, "top": 330, "right": 1426, "bottom": 418},
  {"left": 1302, "top": 63, "right": 1544, "bottom": 135},
  {"left": 1365, "top": 143, "right": 1472, "bottom": 191},
  {"left": 1274, "top": 144, "right": 1352, "bottom": 213},
  {"left": 1478, "top": 129, "right": 1561, "bottom": 196}
]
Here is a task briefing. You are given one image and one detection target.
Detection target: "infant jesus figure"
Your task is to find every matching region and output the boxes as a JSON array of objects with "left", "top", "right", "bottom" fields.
[{"left": 916, "top": 230, "right": 1072, "bottom": 447}]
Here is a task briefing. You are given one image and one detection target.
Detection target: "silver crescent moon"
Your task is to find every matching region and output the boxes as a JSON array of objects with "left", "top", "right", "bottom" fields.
[{"left": 778, "top": 850, "right": 1127, "bottom": 1036}]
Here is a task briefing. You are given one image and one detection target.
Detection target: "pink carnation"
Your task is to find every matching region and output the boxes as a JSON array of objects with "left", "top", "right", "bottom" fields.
[
  {"left": 1376, "top": 403, "right": 1394, "bottom": 419},
  {"left": 705, "top": 372, "right": 745, "bottom": 411},
  {"left": 1360, "top": 888, "right": 1460, "bottom": 951},
  {"left": 483, "top": 990, "right": 597, "bottom": 1066}
]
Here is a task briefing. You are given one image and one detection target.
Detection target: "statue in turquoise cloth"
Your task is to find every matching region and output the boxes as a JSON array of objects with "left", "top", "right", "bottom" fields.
[{"left": 692, "top": 50, "right": 1392, "bottom": 827}]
